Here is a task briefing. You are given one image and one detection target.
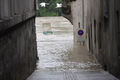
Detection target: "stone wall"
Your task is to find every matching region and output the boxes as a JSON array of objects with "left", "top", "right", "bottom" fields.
[
  {"left": 0, "top": 0, "right": 38, "bottom": 80},
  {"left": 0, "top": 17, "right": 37, "bottom": 80},
  {"left": 62, "top": 0, "right": 120, "bottom": 78},
  {"left": 86, "top": 0, "right": 120, "bottom": 78}
]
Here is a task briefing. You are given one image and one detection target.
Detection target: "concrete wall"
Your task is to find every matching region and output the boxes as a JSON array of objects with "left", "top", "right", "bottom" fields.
[
  {"left": 71, "top": 0, "right": 86, "bottom": 44},
  {"left": 0, "top": 0, "right": 38, "bottom": 80},
  {"left": 62, "top": 0, "right": 120, "bottom": 78},
  {"left": 62, "top": 0, "right": 86, "bottom": 44},
  {"left": 86, "top": 0, "right": 120, "bottom": 78}
]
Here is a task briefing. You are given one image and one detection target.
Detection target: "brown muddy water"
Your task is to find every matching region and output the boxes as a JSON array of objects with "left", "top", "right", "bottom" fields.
[
  {"left": 27, "top": 17, "right": 118, "bottom": 80},
  {"left": 35, "top": 17, "right": 101, "bottom": 72}
]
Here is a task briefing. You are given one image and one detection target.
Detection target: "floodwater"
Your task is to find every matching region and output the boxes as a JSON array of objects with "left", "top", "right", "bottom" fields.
[
  {"left": 27, "top": 17, "right": 118, "bottom": 80},
  {"left": 35, "top": 17, "right": 101, "bottom": 72}
]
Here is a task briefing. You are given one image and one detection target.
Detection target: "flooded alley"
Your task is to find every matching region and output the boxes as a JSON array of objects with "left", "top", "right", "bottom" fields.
[
  {"left": 1, "top": 0, "right": 120, "bottom": 79},
  {"left": 27, "top": 17, "right": 118, "bottom": 80}
]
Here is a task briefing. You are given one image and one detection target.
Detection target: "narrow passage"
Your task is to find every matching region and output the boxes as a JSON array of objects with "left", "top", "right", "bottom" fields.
[{"left": 27, "top": 17, "right": 118, "bottom": 80}]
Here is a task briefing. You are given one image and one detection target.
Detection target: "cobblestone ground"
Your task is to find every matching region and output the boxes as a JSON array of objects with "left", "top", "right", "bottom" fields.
[{"left": 27, "top": 17, "right": 118, "bottom": 80}]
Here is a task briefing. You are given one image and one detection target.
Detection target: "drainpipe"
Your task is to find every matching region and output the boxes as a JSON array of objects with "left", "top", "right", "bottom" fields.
[
  {"left": 82, "top": 0, "right": 84, "bottom": 29},
  {"left": 82, "top": 0, "right": 85, "bottom": 45}
]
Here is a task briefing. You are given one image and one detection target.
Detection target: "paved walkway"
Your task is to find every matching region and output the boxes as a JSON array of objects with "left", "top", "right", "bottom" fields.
[
  {"left": 27, "top": 70, "right": 118, "bottom": 80},
  {"left": 27, "top": 17, "right": 118, "bottom": 80}
]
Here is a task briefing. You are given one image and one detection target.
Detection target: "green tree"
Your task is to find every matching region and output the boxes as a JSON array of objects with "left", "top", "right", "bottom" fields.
[{"left": 37, "top": 0, "right": 62, "bottom": 17}]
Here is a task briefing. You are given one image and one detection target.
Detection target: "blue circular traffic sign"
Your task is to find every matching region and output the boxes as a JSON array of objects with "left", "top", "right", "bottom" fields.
[{"left": 78, "top": 30, "right": 84, "bottom": 36}]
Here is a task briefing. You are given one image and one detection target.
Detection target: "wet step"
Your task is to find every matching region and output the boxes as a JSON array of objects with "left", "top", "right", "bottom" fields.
[{"left": 27, "top": 70, "right": 118, "bottom": 80}]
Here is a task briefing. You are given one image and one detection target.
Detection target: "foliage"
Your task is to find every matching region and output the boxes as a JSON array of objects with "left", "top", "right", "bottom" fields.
[{"left": 37, "top": 0, "right": 62, "bottom": 17}]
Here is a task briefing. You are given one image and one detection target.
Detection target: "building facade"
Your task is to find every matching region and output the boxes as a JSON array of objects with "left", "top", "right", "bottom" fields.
[{"left": 63, "top": 0, "right": 120, "bottom": 78}]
